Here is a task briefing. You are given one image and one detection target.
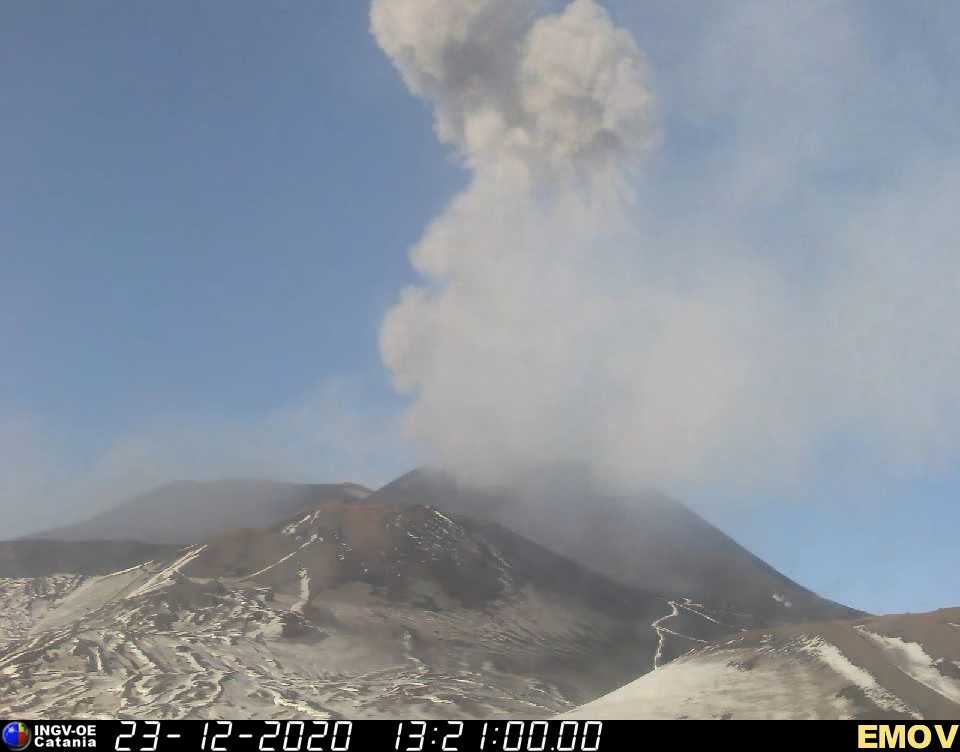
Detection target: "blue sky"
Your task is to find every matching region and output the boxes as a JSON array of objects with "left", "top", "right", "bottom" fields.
[
  {"left": 2, "top": 2, "right": 442, "bottom": 427},
  {"left": 2, "top": 1, "right": 958, "bottom": 615}
]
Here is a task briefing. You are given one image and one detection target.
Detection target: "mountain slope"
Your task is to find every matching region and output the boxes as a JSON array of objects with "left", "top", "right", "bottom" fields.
[
  {"left": 0, "top": 540, "right": 178, "bottom": 578},
  {"left": 26, "top": 479, "right": 371, "bottom": 544},
  {"left": 562, "top": 608, "right": 960, "bottom": 719},
  {"left": 3, "top": 470, "right": 873, "bottom": 718},
  {"left": 0, "top": 500, "right": 733, "bottom": 719},
  {"left": 366, "top": 469, "right": 859, "bottom": 625}
]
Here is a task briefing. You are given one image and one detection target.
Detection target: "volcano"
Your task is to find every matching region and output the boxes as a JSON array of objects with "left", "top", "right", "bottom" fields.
[
  {"left": 25, "top": 479, "right": 371, "bottom": 545},
  {"left": 365, "top": 469, "right": 859, "bottom": 625},
  {"left": 0, "top": 499, "right": 731, "bottom": 719},
  {"left": 2, "top": 470, "right": 873, "bottom": 718}
]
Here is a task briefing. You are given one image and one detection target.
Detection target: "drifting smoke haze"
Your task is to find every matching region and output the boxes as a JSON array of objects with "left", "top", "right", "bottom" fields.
[
  {"left": 0, "top": 382, "right": 412, "bottom": 538},
  {"left": 373, "top": 0, "right": 960, "bottom": 496}
]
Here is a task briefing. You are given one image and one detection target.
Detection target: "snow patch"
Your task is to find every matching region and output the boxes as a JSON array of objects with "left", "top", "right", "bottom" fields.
[
  {"left": 270, "top": 690, "right": 326, "bottom": 718},
  {"left": 657, "top": 628, "right": 709, "bottom": 644},
  {"left": 797, "top": 636, "right": 919, "bottom": 718},
  {"left": 651, "top": 600, "right": 679, "bottom": 669},
  {"left": 560, "top": 649, "right": 854, "bottom": 720},
  {"left": 678, "top": 599, "right": 723, "bottom": 625},
  {"left": 102, "top": 562, "right": 152, "bottom": 579},
  {"left": 855, "top": 628, "right": 960, "bottom": 705},
  {"left": 292, "top": 568, "right": 311, "bottom": 614},
  {"left": 282, "top": 513, "right": 313, "bottom": 537},
  {"left": 127, "top": 546, "right": 207, "bottom": 599},
  {"left": 772, "top": 593, "right": 793, "bottom": 608},
  {"left": 650, "top": 599, "right": 716, "bottom": 669},
  {"left": 240, "top": 546, "right": 303, "bottom": 580}
]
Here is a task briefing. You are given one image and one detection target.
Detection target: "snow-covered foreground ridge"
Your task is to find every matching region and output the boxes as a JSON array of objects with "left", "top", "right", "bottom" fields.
[{"left": 561, "top": 607, "right": 960, "bottom": 720}]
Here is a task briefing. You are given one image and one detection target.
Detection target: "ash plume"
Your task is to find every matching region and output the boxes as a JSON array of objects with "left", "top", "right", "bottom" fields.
[{"left": 372, "top": 0, "right": 960, "bottom": 498}]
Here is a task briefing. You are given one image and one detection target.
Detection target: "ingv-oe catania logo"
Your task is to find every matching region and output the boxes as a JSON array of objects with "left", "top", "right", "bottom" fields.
[{"left": 2, "top": 722, "right": 31, "bottom": 752}]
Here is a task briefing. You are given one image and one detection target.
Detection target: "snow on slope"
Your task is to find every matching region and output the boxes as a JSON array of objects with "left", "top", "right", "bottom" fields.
[
  {"left": 2, "top": 502, "right": 738, "bottom": 719},
  {"left": 796, "top": 636, "right": 918, "bottom": 717},
  {"left": 562, "top": 646, "right": 857, "bottom": 720},
  {"left": 561, "top": 608, "right": 960, "bottom": 720},
  {"left": 856, "top": 627, "right": 960, "bottom": 705}
]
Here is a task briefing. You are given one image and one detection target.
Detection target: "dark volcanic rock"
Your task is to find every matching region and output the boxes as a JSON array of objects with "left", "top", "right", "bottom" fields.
[{"left": 367, "top": 469, "right": 861, "bottom": 625}]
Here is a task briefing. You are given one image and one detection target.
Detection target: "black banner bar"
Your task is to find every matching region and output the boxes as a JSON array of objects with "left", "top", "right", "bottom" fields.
[{"left": 1, "top": 719, "right": 958, "bottom": 752}]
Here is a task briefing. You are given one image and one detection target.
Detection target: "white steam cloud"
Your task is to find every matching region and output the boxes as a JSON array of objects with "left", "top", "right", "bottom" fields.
[{"left": 373, "top": 0, "right": 960, "bottom": 496}]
